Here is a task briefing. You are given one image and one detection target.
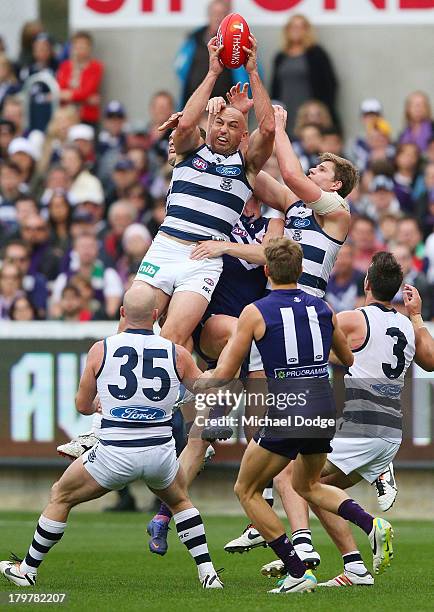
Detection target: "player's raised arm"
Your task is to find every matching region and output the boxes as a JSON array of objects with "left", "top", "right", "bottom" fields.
[
  {"left": 75, "top": 341, "right": 104, "bottom": 414},
  {"left": 404, "top": 284, "right": 434, "bottom": 371},
  {"left": 253, "top": 170, "right": 299, "bottom": 214},
  {"left": 244, "top": 36, "right": 275, "bottom": 183},
  {"left": 174, "top": 37, "right": 224, "bottom": 155}
]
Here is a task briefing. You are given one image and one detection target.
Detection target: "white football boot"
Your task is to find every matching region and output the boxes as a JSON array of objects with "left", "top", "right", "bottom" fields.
[
  {"left": 201, "top": 571, "right": 224, "bottom": 589},
  {"left": 369, "top": 517, "right": 394, "bottom": 574},
  {"left": 57, "top": 431, "right": 98, "bottom": 460},
  {"left": 224, "top": 524, "right": 266, "bottom": 553},
  {"left": 0, "top": 559, "right": 36, "bottom": 587},
  {"left": 261, "top": 545, "right": 321, "bottom": 577},
  {"left": 318, "top": 569, "right": 374, "bottom": 587},
  {"left": 374, "top": 463, "right": 398, "bottom": 511},
  {"left": 268, "top": 570, "right": 317, "bottom": 594}
]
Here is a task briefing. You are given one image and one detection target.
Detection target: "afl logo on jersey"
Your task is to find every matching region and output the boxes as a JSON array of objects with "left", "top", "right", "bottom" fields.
[
  {"left": 110, "top": 406, "right": 167, "bottom": 421},
  {"left": 293, "top": 218, "right": 311, "bottom": 229},
  {"left": 204, "top": 278, "right": 215, "bottom": 286},
  {"left": 232, "top": 226, "right": 248, "bottom": 238},
  {"left": 192, "top": 157, "right": 208, "bottom": 171},
  {"left": 216, "top": 165, "right": 241, "bottom": 177}
]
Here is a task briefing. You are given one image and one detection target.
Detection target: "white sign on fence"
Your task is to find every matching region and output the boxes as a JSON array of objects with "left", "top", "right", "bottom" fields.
[{"left": 70, "top": 0, "right": 434, "bottom": 29}]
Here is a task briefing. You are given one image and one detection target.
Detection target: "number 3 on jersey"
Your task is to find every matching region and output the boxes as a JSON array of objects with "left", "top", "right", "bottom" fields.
[
  {"left": 108, "top": 346, "right": 170, "bottom": 401},
  {"left": 382, "top": 327, "right": 408, "bottom": 379}
]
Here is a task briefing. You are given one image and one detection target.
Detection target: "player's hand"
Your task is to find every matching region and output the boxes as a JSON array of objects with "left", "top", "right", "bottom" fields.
[
  {"left": 243, "top": 35, "right": 258, "bottom": 74},
  {"left": 190, "top": 241, "right": 228, "bottom": 260},
  {"left": 193, "top": 370, "right": 216, "bottom": 392},
  {"left": 207, "top": 96, "right": 226, "bottom": 116},
  {"left": 208, "top": 37, "right": 224, "bottom": 76},
  {"left": 227, "top": 82, "right": 253, "bottom": 115},
  {"left": 273, "top": 104, "right": 288, "bottom": 131},
  {"left": 403, "top": 284, "right": 422, "bottom": 317},
  {"left": 158, "top": 111, "right": 183, "bottom": 132}
]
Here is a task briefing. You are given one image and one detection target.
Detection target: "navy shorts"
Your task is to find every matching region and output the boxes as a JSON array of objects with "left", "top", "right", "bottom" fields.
[{"left": 254, "top": 432, "right": 333, "bottom": 460}]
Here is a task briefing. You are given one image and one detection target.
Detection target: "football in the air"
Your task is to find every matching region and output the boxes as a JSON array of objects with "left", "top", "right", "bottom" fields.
[{"left": 217, "top": 13, "right": 251, "bottom": 70}]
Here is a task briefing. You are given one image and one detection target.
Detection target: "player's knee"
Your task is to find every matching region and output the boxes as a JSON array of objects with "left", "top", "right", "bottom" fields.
[
  {"left": 50, "top": 481, "right": 73, "bottom": 507},
  {"left": 293, "top": 479, "right": 315, "bottom": 502},
  {"left": 160, "top": 324, "right": 188, "bottom": 346}
]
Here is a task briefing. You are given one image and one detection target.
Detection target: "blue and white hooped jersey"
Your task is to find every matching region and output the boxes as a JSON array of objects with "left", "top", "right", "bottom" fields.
[
  {"left": 96, "top": 329, "right": 181, "bottom": 447},
  {"left": 254, "top": 289, "right": 334, "bottom": 380},
  {"left": 161, "top": 144, "right": 253, "bottom": 242},
  {"left": 283, "top": 201, "right": 344, "bottom": 298}
]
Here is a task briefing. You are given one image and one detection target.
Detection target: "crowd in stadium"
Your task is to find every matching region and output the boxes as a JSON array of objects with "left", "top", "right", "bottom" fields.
[{"left": 0, "top": 4, "right": 433, "bottom": 323}]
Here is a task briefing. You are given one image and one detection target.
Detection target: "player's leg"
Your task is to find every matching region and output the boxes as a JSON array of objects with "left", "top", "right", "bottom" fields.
[
  {"left": 234, "top": 441, "right": 316, "bottom": 593},
  {"left": 148, "top": 451, "right": 222, "bottom": 589},
  {"left": 199, "top": 314, "right": 237, "bottom": 360},
  {"left": 292, "top": 452, "right": 393, "bottom": 575},
  {"left": 160, "top": 291, "right": 209, "bottom": 347},
  {"left": 0, "top": 458, "right": 108, "bottom": 587}
]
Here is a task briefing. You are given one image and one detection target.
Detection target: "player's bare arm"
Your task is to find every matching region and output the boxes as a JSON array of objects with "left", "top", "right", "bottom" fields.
[
  {"left": 330, "top": 312, "right": 355, "bottom": 368},
  {"left": 75, "top": 341, "right": 104, "bottom": 414},
  {"left": 404, "top": 284, "right": 434, "bottom": 371},
  {"left": 175, "top": 344, "right": 204, "bottom": 390},
  {"left": 190, "top": 217, "right": 283, "bottom": 264},
  {"left": 243, "top": 36, "right": 275, "bottom": 185},
  {"left": 174, "top": 37, "right": 223, "bottom": 157}
]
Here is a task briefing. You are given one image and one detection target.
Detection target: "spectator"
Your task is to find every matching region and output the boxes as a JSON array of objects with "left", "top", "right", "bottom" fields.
[
  {"left": 0, "top": 160, "right": 26, "bottom": 230},
  {"left": 348, "top": 99, "right": 393, "bottom": 172},
  {"left": 38, "top": 105, "right": 80, "bottom": 175},
  {"left": 69, "top": 273, "right": 105, "bottom": 320},
  {"left": 378, "top": 213, "right": 400, "bottom": 249},
  {"left": 19, "top": 213, "right": 61, "bottom": 281},
  {"left": 13, "top": 196, "right": 38, "bottom": 237},
  {"left": 148, "top": 197, "right": 167, "bottom": 237},
  {"left": 127, "top": 147, "right": 152, "bottom": 191},
  {"left": 116, "top": 223, "right": 152, "bottom": 284},
  {"left": 2, "top": 96, "right": 44, "bottom": 157},
  {"left": 97, "top": 100, "right": 128, "bottom": 185},
  {"left": 9, "top": 294, "right": 38, "bottom": 321},
  {"left": 2, "top": 240, "right": 48, "bottom": 318},
  {"left": 57, "top": 283, "right": 85, "bottom": 322},
  {"left": 360, "top": 175, "right": 401, "bottom": 222},
  {"left": 396, "top": 216, "right": 427, "bottom": 273},
  {"left": 293, "top": 124, "right": 322, "bottom": 173},
  {"left": 69, "top": 209, "right": 96, "bottom": 241},
  {"left": 125, "top": 182, "right": 154, "bottom": 228},
  {"left": 415, "top": 162, "right": 434, "bottom": 238},
  {"left": 326, "top": 243, "right": 365, "bottom": 312},
  {"left": 320, "top": 126, "right": 344, "bottom": 156},
  {"left": 19, "top": 32, "right": 59, "bottom": 133},
  {"left": 350, "top": 215, "right": 385, "bottom": 273},
  {"left": 270, "top": 14, "right": 339, "bottom": 136},
  {"left": 74, "top": 191, "right": 106, "bottom": 237},
  {"left": 146, "top": 91, "right": 175, "bottom": 170},
  {"left": 39, "top": 165, "right": 70, "bottom": 209},
  {"left": 175, "top": 0, "right": 245, "bottom": 109},
  {"left": 105, "top": 158, "right": 138, "bottom": 206},
  {"left": 363, "top": 119, "right": 395, "bottom": 170},
  {"left": 61, "top": 144, "right": 104, "bottom": 206},
  {"left": 399, "top": 91, "right": 433, "bottom": 153},
  {"left": 50, "top": 233, "right": 123, "bottom": 320},
  {"left": 57, "top": 31, "right": 104, "bottom": 125},
  {"left": 7, "top": 137, "right": 38, "bottom": 188},
  {"left": 0, "top": 119, "right": 16, "bottom": 160},
  {"left": 67, "top": 123, "right": 96, "bottom": 168},
  {"left": 0, "top": 262, "right": 24, "bottom": 319},
  {"left": 0, "top": 54, "right": 20, "bottom": 112},
  {"left": 391, "top": 244, "right": 431, "bottom": 319},
  {"left": 103, "top": 200, "right": 137, "bottom": 262},
  {"left": 293, "top": 100, "right": 333, "bottom": 137},
  {"left": 426, "top": 231, "right": 434, "bottom": 284},
  {"left": 18, "top": 20, "right": 44, "bottom": 68},
  {"left": 47, "top": 189, "right": 72, "bottom": 257},
  {"left": 393, "top": 143, "right": 422, "bottom": 213}
]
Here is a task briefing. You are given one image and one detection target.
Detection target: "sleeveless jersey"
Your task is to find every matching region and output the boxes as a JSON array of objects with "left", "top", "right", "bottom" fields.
[
  {"left": 283, "top": 201, "right": 344, "bottom": 298},
  {"left": 207, "top": 215, "right": 268, "bottom": 318},
  {"left": 254, "top": 289, "right": 334, "bottom": 380},
  {"left": 96, "top": 329, "right": 181, "bottom": 447},
  {"left": 161, "top": 144, "right": 253, "bottom": 242},
  {"left": 343, "top": 303, "right": 415, "bottom": 442}
]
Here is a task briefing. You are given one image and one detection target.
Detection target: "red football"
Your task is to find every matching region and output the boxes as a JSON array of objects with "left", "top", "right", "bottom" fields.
[{"left": 217, "top": 13, "right": 251, "bottom": 70}]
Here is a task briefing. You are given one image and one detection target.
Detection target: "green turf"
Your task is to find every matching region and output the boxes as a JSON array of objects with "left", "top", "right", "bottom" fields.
[{"left": 0, "top": 513, "right": 432, "bottom": 611}]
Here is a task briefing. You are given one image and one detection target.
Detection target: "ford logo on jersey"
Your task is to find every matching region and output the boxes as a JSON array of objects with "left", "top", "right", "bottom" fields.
[
  {"left": 371, "top": 383, "right": 402, "bottom": 398},
  {"left": 216, "top": 165, "right": 241, "bottom": 177},
  {"left": 110, "top": 406, "right": 167, "bottom": 421},
  {"left": 192, "top": 157, "right": 208, "bottom": 171},
  {"left": 292, "top": 218, "right": 311, "bottom": 228}
]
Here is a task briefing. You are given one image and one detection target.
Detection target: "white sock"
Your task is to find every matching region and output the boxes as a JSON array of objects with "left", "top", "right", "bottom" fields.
[
  {"left": 343, "top": 550, "right": 368, "bottom": 575},
  {"left": 292, "top": 529, "right": 313, "bottom": 552},
  {"left": 20, "top": 515, "right": 67, "bottom": 575},
  {"left": 173, "top": 507, "right": 215, "bottom": 579}
]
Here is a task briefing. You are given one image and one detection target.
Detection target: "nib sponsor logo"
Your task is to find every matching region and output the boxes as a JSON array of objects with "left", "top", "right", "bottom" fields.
[{"left": 139, "top": 262, "right": 160, "bottom": 278}]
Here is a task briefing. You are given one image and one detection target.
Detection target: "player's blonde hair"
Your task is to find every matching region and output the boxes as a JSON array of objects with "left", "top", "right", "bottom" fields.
[
  {"left": 265, "top": 238, "right": 303, "bottom": 285},
  {"left": 283, "top": 14, "right": 316, "bottom": 53}
]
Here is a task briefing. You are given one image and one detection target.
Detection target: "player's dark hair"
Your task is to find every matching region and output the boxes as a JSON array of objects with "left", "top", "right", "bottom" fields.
[
  {"left": 367, "top": 252, "right": 403, "bottom": 302},
  {"left": 320, "top": 152, "right": 359, "bottom": 198},
  {"left": 265, "top": 237, "right": 303, "bottom": 285}
]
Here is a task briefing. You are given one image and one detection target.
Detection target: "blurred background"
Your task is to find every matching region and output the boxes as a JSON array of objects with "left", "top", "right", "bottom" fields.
[{"left": 0, "top": 0, "right": 433, "bottom": 518}]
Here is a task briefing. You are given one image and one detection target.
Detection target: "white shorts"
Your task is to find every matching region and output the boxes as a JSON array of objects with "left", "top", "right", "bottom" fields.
[
  {"left": 248, "top": 341, "right": 264, "bottom": 373},
  {"left": 135, "top": 233, "right": 223, "bottom": 303},
  {"left": 328, "top": 433, "right": 400, "bottom": 484},
  {"left": 82, "top": 438, "right": 179, "bottom": 491}
]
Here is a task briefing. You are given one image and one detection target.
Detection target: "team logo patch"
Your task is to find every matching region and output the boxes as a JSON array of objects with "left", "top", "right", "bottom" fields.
[
  {"left": 110, "top": 406, "right": 167, "bottom": 421},
  {"left": 216, "top": 165, "right": 241, "bottom": 177},
  {"left": 192, "top": 157, "right": 208, "bottom": 171},
  {"left": 221, "top": 178, "right": 233, "bottom": 191},
  {"left": 293, "top": 217, "right": 311, "bottom": 228},
  {"left": 371, "top": 383, "right": 402, "bottom": 398},
  {"left": 204, "top": 278, "right": 215, "bottom": 286},
  {"left": 138, "top": 262, "right": 160, "bottom": 278}
]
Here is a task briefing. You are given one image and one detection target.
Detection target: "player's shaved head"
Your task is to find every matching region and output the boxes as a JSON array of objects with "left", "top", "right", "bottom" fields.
[{"left": 123, "top": 283, "right": 156, "bottom": 327}]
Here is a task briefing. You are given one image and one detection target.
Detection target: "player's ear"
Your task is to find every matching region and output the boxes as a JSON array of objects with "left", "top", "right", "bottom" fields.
[
  {"left": 152, "top": 308, "right": 159, "bottom": 322},
  {"left": 120, "top": 305, "right": 125, "bottom": 319},
  {"left": 364, "top": 275, "right": 370, "bottom": 293},
  {"left": 332, "top": 179, "right": 342, "bottom": 193},
  {"left": 264, "top": 264, "right": 270, "bottom": 278}
]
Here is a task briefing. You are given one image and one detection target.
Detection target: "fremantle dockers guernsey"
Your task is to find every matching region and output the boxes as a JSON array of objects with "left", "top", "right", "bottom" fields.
[
  {"left": 283, "top": 201, "right": 344, "bottom": 298},
  {"left": 343, "top": 303, "right": 415, "bottom": 442},
  {"left": 161, "top": 144, "right": 253, "bottom": 242},
  {"left": 96, "top": 329, "right": 181, "bottom": 447}
]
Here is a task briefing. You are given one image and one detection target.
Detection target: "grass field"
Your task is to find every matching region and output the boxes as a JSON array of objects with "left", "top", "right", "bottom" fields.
[{"left": 0, "top": 512, "right": 432, "bottom": 611}]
